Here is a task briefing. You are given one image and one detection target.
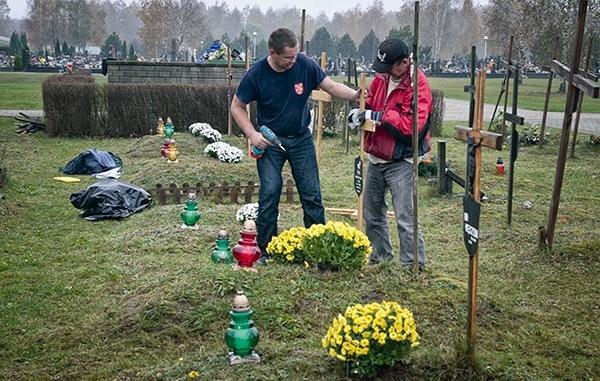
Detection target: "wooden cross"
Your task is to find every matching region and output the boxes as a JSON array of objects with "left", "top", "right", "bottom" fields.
[
  {"left": 539, "top": 38, "right": 598, "bottom": 150},
  {"left": 500, "top": 36, "right": 525, "bottom": 225},
  {"left": 540, "top": 0, "right": 599, "bottom": 249},
  {"left": 354, "top": 73, "right": 377, "bottom": 231},
  {"left": 311, "top": 52, "right": 332, "bottom": 168},
  {"left": 454, "top": 71, "right": 503, "bottom": 366}
]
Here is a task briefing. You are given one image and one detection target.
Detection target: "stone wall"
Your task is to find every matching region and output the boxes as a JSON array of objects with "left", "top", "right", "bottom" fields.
[{"left": 106, "top": 60, "right": 248, "bottom": 84}]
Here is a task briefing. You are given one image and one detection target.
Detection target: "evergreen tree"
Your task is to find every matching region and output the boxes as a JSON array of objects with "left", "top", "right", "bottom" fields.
[
  {"left": 9, "top": 31, "right": 21, "bottom": 55},
  {"left": 358, "top": 30, "right": 379, "bottom": 63},
  {"left": 387, "top": 26, "right": 413, "bottom": 47},
  {"left": 19, "top": 32, "right": 27, "bottom": 50},
  {"left": 62, "top": 41, "right": 69, "bottom": 56},
  {"left": 336, "top": 33, "right": 357, "bottom": 59},
  {"left": 122, "top": 41, "right": 127, "bottom": 59},
  {"left": 129, "top": 44, "right": 135, "bottom": 61},
  {"left": 20, "top": 47, "right": 29, "bottom": 70},
  {"left": 103, "top": 32, "right": 121, "bottom": 57},
  {"left": 309, "top": 27, "right": 334, "bottom": 60},
  {"left": 54, "top": 38, "right": 61, "bottom": 57},
  {"left": 13, "top": 55, "right": 23, "bottom": 71}
]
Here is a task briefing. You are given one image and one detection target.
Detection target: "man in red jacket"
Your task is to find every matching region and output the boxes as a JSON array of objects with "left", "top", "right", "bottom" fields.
[{"left": 353, "top": 38, "right": 432, "bottom": 268}]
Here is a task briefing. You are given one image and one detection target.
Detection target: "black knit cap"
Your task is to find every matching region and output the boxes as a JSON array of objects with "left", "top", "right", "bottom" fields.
[{"left": 372, "top": 39, "right": 410, "bottom": 73}]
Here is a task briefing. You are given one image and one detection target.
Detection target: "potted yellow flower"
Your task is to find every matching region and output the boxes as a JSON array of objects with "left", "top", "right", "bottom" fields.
[
  {"left": 322, "top": 301, "right": 420, "bottom": 378},
  {"left": 266, "top": 221, "right": 372, "bottom": 270}
]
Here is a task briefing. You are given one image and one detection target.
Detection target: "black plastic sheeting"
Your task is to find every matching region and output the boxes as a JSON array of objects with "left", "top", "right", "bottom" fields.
[
  {"left": 70, "top": 178, "right": 152, "bottom": 221},
  {"left": 60, "top": 149, "right": 123, "bottom": 175}
]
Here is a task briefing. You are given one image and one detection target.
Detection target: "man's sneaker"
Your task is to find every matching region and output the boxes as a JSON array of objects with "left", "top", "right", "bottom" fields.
[{"left": 255, "top": 255, "right": 272, "bottom": 266}]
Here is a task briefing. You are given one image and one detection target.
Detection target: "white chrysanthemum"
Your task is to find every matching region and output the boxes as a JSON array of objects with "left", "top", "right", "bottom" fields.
[
  {"left": 188, "top": 122, "right": 212, "bottom": 136},
  {"left": 204, "top": 142, "right": 243, "bottom": 163},
  {"left": 236, "top": 203, "right": 259, "bottom": 223}
]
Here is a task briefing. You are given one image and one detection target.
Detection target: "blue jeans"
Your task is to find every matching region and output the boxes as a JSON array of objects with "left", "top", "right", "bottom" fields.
[
  {"left": 363, "top": 159, "right": 426, "bottom": 267},
  {"left": 256, "top": 130, "right": 325, "bottom": 255}
]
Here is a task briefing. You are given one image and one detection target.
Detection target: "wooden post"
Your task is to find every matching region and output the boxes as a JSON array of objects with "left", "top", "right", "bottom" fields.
[
  {"left": 570, "top": 37, "right": 594, "bottom": 158},
  {"left": 500, "top": 37, "right": 514, "bottom": 139},
  {"left": 356, "top": 73, "right": 367, "bottom": 231},
  {"left": 538, "top": 37, "right": 559, "bottom": 148},
  {"left": 244, "top": 36, "right": 252, "bottom": 156},
  {"left": 311, "top": 52, "right": 332, "bottom": 168},
  {"left": 464, "top": 46, "right": 476, "bottom": 128},
  {"left": 411, "top": 1, "right": 420, "bottom": 274},
  {"left": 300, "top": 9, "right": 306, "bottom": 54},
  {"left": 227, "top": 44, "right": 233, "bottom": 136},
  {"left": 466, "top": 70, "right": 485, "bottom": 366}
]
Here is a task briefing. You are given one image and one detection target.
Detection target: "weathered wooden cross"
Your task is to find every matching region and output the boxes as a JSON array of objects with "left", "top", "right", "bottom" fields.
[
  {"left": 454, "top": 71, "right": 503, "bottom": 365},
  {"left": 539, "top": 39, "right": 597, "bottom": 155},
  {"left": 540, "top": 0, "right": 599, "bottom": 249},
  {"left": 499, "top": 36, "right": 525, "bottom": 225}
]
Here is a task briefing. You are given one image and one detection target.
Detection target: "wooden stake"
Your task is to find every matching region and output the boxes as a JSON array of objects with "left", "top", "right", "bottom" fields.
[
  {"left": 311, "top": 52, "right": 331, "bottom": 168},
  {"left": 466, "top": 70, "right": 486, "bottom": 366},
  {"left": 356, "top": 73, "right": 368, "bottom": 231},
  {"left": 245, "top": 36, "right": 252, "bottom": 156},
  {"left": 411, "top": 1, "right": 420, "bottom": 275},
  {"left": 300, "top": 9, "right": 306, "bottom": 54},
  {"left": 570, "top": 37, "right": 594, "bottom": 158},
  {"left": 227, "top": 44, "right": 233, "bottom": 136},
  {"left": 539, "top": 37, "right": 559, "bottom": 148}
]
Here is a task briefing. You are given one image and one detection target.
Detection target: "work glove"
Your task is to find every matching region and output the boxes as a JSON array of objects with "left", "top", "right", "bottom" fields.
[
  {"left": 348, "top": 108, "right": 361, "bottom": 130},
  {"left": 359, "top": 110, "right": 383, "bottom": 124}
]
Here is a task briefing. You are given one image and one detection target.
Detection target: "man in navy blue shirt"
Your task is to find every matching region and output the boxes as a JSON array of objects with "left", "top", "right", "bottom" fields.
[{"left": 231, "top": 27, "right": 360, "bottom": 265}]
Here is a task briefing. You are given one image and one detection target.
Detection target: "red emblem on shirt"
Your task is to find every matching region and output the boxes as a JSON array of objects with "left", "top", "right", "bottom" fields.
[{"left": 294, "top": 83, "right": 304, "bottom": 95}]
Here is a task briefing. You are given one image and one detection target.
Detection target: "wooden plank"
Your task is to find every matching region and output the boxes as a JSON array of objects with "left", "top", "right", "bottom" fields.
[
  {"left": 551, "top": 59, "right": 598, "bottom": 82},
  {"left": 504, "top": 113, "right": 524, "bottom": 125},
  {"left": 361, "top": 119, "right": 376, "bottom": 132},
  {"left": 551, "top": 60, "right": 599, "bottom": 98},
  {"left": 326, "top": 208, "right": 395, "bottom": 219},
  {"left": 454, "top": 126, "right": 503, "bottom": 151},
  {"left": 500, "top": 59, "right": 518, "bottom": 73},
  {"left": 310, "top": 90, "right": 332, "bottom": 102}
]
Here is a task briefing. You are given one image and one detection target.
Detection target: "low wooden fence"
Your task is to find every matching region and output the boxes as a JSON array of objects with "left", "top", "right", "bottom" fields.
[{"left": 147, "top": 180, "right": 297, "bottom": 205}]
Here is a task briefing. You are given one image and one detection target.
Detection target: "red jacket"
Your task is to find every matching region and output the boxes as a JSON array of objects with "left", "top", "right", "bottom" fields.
[{"left": 364, "top": 67, "right": 432, "bottom": 161}]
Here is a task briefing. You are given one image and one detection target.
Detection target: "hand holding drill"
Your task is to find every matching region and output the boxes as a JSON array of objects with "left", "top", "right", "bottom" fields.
[{"left": 251, "top": 125, "right": 286, "bottom": 158}]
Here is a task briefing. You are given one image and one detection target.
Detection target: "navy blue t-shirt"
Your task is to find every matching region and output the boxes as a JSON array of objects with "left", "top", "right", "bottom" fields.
[{"left": 235, "top": 54, "right": 326, "bottom": 136}]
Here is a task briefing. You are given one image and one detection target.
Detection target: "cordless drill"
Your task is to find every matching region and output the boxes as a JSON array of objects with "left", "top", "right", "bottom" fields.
[{"left": 251, "top": 125, "right": 286, "bottom": 158}]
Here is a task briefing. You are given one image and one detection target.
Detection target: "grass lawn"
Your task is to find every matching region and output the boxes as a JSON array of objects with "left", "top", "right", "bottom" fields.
[
  {"left": 0, "top": 72, "right": 598, "bottom": 114},
  {"left": 1, "top": 100, "right": 599, "bottom": 380}
]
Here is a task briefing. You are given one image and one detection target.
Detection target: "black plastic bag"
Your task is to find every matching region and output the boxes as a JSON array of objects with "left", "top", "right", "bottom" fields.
[
  {"left": 70, "top": 178, "right": 152, "bottom": 221},
  {"left": 60, "top": 148, "right": 123, "bottom": 175}
]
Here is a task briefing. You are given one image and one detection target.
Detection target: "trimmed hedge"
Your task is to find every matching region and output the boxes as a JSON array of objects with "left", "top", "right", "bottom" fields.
[
  {"left": 41, "top": 77, "right": 444, "bottom": 138},
  {"left": 42, "top": 76, "right": 245, "bottom": 138},
  {"left": 42, "top": 75, "right": 105, "bottom": 137}
]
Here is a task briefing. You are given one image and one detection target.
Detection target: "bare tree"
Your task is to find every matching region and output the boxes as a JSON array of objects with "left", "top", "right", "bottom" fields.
[
  {"left": 167, "top": 0, "right": 208, "bottom": 54},
  {"left": 421, "top": 0, "right": 457, "bottom": 60},
  {"left": 66, "top": 0, "right": 106, "bottom": 51},
  {"left": 138, "top": 0, "right": 169, "bottom": 58},
  {"left": 456, "top": 0, "right": 482, "bottom": 56},
  {"left": 0, "top": 0, "right": 12, "bottom": 37},
  {"left": 103, "top": 0, "right": 142, "bottom": 50},
  {"left": 25, "top": 0, "right": 68, "bottom": 51}
]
